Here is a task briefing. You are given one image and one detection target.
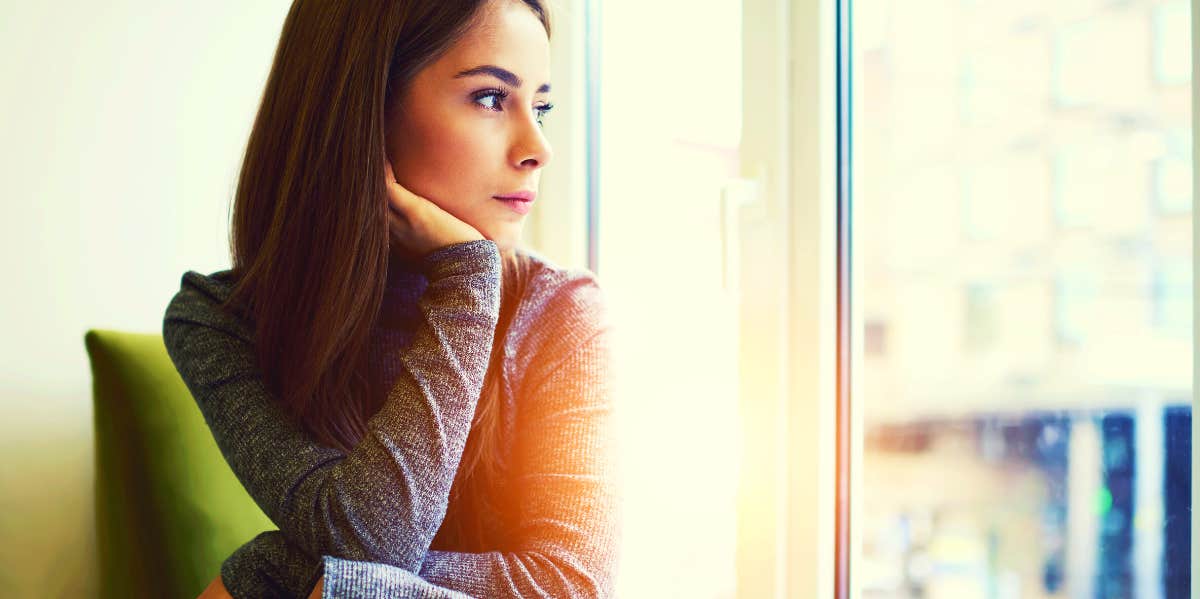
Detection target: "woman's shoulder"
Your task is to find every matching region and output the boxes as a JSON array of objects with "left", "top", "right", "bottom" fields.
[
  {"left": 515, "top": 248, "right": 609, "bottom": 329},
  {"left": 162, "top": 268, "right": 253, "bottom": 344},
  {"left": 176, "top": 269, "right": 237, "bottom": 301},
  {"left": 508, "top": 249, "right": 612, "bottom": 378}
]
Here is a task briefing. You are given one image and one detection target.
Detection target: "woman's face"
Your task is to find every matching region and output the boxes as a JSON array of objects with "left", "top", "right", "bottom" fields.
[{"left": 386, "top": 1, "right": 553, "bottom": 252}]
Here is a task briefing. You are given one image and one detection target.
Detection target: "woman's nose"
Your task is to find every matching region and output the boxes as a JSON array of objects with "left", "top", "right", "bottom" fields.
[{"left": 512, "top": 118, "right": 553, "bottom": 170}]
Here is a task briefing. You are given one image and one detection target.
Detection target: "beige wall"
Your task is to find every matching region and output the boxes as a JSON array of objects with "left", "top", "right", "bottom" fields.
[{"left": 0, "top": 3, "right": 290, "bottom": 595}]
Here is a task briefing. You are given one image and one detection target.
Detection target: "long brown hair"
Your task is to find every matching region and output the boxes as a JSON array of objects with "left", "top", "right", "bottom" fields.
[{"left": 222, "top": 0, "right": 550, "bottom": 550}]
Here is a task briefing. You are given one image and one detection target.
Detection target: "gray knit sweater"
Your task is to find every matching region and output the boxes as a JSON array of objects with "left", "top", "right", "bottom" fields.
[{"left": 161, "top": 239, "right": 622, "bottom": 598}]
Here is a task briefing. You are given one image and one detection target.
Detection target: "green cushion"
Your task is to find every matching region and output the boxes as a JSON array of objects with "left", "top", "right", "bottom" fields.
[{"left": 85, "top": 329, "right": 274, "bottom": 599}]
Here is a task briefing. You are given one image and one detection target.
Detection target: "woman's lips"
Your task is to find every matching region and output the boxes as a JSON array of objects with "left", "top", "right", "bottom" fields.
[
  {"left": 496, "top": 190, "right": 536, "bottom": 202},
  {"left": 493, "top": 195, "right": 534, "bottom": 215}
]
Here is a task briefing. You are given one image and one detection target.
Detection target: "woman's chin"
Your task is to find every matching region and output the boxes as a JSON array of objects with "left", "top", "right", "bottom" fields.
[{"left": 481, "top": 225, "right": 524, "bottom": 253}]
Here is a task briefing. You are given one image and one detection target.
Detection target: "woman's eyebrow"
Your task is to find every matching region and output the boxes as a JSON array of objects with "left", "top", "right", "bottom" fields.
[{"left": 454, "top": 64, "right": 551, "bottom": 93}]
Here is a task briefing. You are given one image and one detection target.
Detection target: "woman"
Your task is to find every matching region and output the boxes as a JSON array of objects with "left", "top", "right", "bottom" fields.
[{"left": 161, "top": 0, "right": 621, "bottom": 597}]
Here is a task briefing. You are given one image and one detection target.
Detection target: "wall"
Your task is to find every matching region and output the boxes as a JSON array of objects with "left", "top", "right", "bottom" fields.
[{"left": 0, "top": 3, "right": 290, "bottom": 594}]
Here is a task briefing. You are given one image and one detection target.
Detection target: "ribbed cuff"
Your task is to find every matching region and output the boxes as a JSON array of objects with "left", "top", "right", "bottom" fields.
[
  {"left": 219, "top": 531, "right": 323, "bottom": 599},
  {"left": 421, "top": 239, "right": 500, "bottom": 280},
  {"left": 322, "top": 556, "right": 475, "bottom": 598}
]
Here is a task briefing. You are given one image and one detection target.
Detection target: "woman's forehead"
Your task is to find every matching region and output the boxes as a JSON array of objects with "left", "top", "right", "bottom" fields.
[{"left": 435, "top": 2, "right": 550, "bottom": 86}]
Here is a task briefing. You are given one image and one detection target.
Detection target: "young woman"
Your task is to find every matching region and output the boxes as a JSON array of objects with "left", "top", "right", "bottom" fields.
[{"left": 162, "top": 1, "right": 621, "bottom": 597}]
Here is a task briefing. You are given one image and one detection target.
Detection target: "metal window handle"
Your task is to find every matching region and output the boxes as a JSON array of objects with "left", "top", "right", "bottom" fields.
[{"left": 719, "top": 177, "right": 761, "bottom": 293}]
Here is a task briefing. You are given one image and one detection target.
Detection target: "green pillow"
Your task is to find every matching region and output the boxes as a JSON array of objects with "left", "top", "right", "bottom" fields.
[{"left": 85, "top": 329, "right": 274, "bottom": 599}]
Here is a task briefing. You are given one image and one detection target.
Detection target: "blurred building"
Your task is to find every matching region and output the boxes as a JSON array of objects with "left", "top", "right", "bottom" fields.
[{"left": 855, "top": 0, "right": 1192, "bottom": 597}]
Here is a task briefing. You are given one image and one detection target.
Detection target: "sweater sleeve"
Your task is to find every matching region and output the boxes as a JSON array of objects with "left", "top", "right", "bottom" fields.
[
  {"left": 224, "top": 294, "right": 623, "bottom": 599},
  {"left": 209, "top": 271, "right": 623, "bottom": 598},
  {"left": 161, "top": 239, "right": 501, "bottom": 581},
  {"left": 323, "top": 311, "right": 623, "bottom": 599}
]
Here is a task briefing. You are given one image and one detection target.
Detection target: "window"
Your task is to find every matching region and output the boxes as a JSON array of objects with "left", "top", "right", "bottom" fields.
[
  {"left": 853, "top": 0, "right": 1193, "bottom": 597},
  {"left": 1152, "top": 1, "right": 1191, "bottom": 87},
  {"left": 1154, "top": 128, "right": 1193, "bottom": 216},
  {"left": 1152, "top": 257, "right": 1192, "bottom": 335},
  {"left": 1052, "top": 21, "right": 1100, "bottom": 110},
  {"left": 964, "top": 283, "right": 997, "bottom": 351},
  {"left": 1054, "top": 268, "right": 1097, "bottom": 347}
]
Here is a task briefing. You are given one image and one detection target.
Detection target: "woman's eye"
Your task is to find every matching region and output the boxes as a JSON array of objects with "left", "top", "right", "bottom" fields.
[
  {"left": 474, "top": 90, "right": 554, "bottom": 126},
  {"left": 475, "top": 92, "right": 504, "bottom": 111},
  {"left": 534, "top": 103, "right": 555, "bottom": 127}
]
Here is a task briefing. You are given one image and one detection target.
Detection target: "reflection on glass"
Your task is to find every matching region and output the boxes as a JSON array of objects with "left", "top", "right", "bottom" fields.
[{"left": 853, "top": 0, "right": 1192, "bottom": 597}]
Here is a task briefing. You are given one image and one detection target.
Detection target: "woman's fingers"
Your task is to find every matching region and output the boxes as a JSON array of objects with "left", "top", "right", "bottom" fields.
[
  {"left": 383, "top": 159, "right": 411, "bottom": 210},
  {"left": 381, "top": 156, "right": 484, "bottom": 255}
]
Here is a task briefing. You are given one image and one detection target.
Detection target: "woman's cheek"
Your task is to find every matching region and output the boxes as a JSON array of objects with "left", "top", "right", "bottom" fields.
[{"left": 447, "top": 138, "right": 494, "bottom": 195}]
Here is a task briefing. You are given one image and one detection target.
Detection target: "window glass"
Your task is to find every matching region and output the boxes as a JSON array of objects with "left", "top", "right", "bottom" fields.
[{"left": 853, "top": 0, "right": 1193, "bottom": 596}]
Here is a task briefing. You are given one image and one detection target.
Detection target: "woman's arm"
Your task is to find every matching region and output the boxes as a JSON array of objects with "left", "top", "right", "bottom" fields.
[
  {"left": 220, "top": 303, "right": 622, "bottom": 598},
  {"left": 162, "top": 239, "right": 501, "bottom": 577},
  {"left": 347, "top": 319, "right": 623, "bottom": 599},
  {"left": 412, "top": 312, "right": 622, "bottom": 599}
]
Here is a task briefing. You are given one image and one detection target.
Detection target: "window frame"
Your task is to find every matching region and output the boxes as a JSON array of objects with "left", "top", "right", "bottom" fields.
[
  {"left": 1190, "top": 0, "right": 1199, "bottom": 593},
  {"left": 814, "top": 0, "right": 1200, "bottom": 596},
  {"left": 557, "top": 0, "right": 1200, "bottom": 593},
  {"left": 735, "top": 0, "right": 842, "bottom": 596},
  {"left": 526, "top": 0, "right": 595, "bottom": 272}
]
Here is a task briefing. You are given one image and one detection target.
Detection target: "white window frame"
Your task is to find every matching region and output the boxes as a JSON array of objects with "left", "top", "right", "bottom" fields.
[
  {"left": 527, "top": 0, "right": 592, "bottom": 271},
  {"left": 539, "top": 0, "right": 845, "bottom": 593},
  {"left": 752, "top": 2, "right": 1200, "bottom": 596},
  {"left": 1191, "top": 1, "right": 1199, "bottom": 596},
  {"left": 541, "top": 0, "right": 1200, "bottom": 595},
  {"left": 736, "top": 0, "right": 841, "bottom": 597},
  {"left": 739, "top": 0, "right": 1200, "bottom": 596}
]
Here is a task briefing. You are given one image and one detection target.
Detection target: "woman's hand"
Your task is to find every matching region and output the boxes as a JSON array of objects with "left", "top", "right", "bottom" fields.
[
  {"left": 384, "top": 159, "right": 484, "bottom": 257},
  {"left": 197, "top": 575, "right": 232, "bottom": 599}
]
